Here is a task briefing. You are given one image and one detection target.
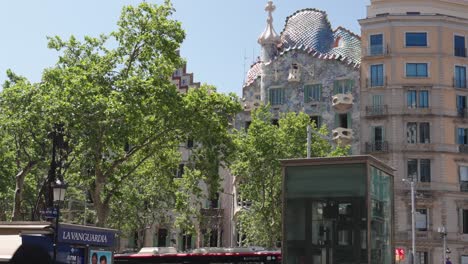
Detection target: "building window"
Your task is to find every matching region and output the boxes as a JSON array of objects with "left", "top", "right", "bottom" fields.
[
  {"left": 463, "top": 209, "right": 468, "bottom": 234},
  {"left": 407, "top": 90, "right": 429, "bottom": 108},
  {"left": 407, "top": 122, "right": 430, "bottom": 144},
  {"left": 407, "top": 159, "right": 431, "bottom": 182},
  {"left": 457, "top": 95, "right": 467, "bottom": 116},
  {"left": 208, "top": 193, "right": 219, "bottom": 209},
  {"left": 462, "top": 255, "right": 468, "bottom": 264},
  {"left": 187, "top": 138, "right": 194, "bottom": 149},
  {"left": 370, "top": 64, "right": 384, "bottom": 87},
  {"left": 370, "top": 34, "right": 383, "bottom": 55},
  {"left": 458, "top": 128, "right": 468, "bottom": 144},
  {"left": 415, "top": 209, "right": 428, "bottom": 231},
  {"left": 310, "top": 116, "right": 321, "bottom": 128},
  {"left": 269, "top": 88, "right": 284, "bottom": 105},
  {"left": 371, "top": 126, "right": 385, "bottom": 151},
  {"left": 406, "top": 63, "right": 428, "bottom": 77},
  {"left": 460, "top": 166, "right": 468, "bottom": 192},
  {"left": 244, "top": 121, "right": 251, "bottom": 130},
  {"left": 455, "top": 35, "right": 466, "bottom": 57},
  {"left": 175, "top": 164, "right": 185, "bottom": 178},
  {"left": 406, "top": 32, "right": 427, "bottom": 47},
  {"left": 455, "top": 66, "right": 467, "bottom": 88},
  {"left": 416, "top": 251, "right": 428, "bottom": 264},
  {"left": 333, "top": 79, "right": 354, "bottom": 94},
  {"left": 304, "top": 84, "right": 322, "bottom": 102},
  {"left": 335, "top": 113, "right": 351, "bottom": 129}
]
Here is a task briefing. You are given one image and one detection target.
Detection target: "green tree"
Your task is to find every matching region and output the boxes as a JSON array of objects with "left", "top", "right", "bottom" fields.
[
  {"left": 230, "top": 106, "right": 348, "bottom": 247},
  {"left": 0, "top": 70, "right": 51, "bottom": 220},
  {"left": 40, "top": 1, "right": 186, "bottom": 226}
]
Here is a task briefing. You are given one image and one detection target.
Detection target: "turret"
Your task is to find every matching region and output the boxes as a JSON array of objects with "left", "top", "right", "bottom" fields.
[{"left": 258, "top": 1, "right": 281, "bottom": 103}]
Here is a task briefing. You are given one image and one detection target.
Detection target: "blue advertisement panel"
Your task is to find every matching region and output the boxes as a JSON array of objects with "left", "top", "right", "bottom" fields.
[
  {"left": 21, "top": 235, "right": 85, "bottom": 264},
  {"left": 58, "top": 226, "right": 115, "bottom": 247},
  {"left": 89, "top": 250, "right": 113, "bottom": 264}
]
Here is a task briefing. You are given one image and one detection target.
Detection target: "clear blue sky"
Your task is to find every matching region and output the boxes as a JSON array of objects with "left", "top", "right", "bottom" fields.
[{"left": 0, "top": 0, "right": 369, "bottom": 95}]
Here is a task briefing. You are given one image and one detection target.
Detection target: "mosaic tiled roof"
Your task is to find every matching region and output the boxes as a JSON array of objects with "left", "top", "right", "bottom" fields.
[
  {"left": 243, "top": 8, "right": 361, "bottom": 88},
  {"left": 243, "top": 61, "right": 262, "bottom": 88},
  {"left": 279, "top": 9, "right": 361, "bottom": 67}
]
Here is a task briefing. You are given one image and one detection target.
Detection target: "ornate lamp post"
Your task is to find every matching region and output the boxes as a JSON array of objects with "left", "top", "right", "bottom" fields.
[{"left": 52, "top": 179, "right": 68, "bottom": 264}]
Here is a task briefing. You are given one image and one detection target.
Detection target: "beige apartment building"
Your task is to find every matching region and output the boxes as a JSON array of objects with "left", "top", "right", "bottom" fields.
[{"left": 360, "top": 0, "right": 468, "bottom": 263}]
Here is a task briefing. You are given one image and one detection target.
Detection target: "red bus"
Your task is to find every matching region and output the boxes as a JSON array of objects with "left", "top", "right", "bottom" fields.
[{"left": 114, "top": 248, "right": 281, "bottom": 264}]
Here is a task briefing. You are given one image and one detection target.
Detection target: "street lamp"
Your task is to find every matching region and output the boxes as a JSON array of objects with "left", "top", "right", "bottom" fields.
[
  {"left": 52, "top": 179, "right": 68, "bottom": 264},
  {"left": 402, "top": 178, "right": 416, "bottom": 264}
]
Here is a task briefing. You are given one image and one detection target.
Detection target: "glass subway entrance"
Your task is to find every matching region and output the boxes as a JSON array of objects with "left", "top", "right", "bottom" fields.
[{"left": 282, "top": 156, "right": 394, "bottom": 264}]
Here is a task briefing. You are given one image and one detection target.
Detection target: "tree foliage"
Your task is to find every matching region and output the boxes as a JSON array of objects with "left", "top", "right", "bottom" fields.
[
  {"left": 230, "top": 106, "right": 348, "bottom": 248},
  {"left": 0, "top": 1, "right": 242, "bottom": 231}
]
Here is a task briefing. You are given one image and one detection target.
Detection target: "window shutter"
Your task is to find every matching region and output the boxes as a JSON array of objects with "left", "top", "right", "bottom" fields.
[
  {"left": 347, "top": 112, "right": 352, "bottom": 128},
  {"left": 318, "top": 84, "right": 322, "bottom": 101},
  {"left": 334, "top": 80, "right": 339, "bottom": 94},
  {"left": 371, "top": 127, "right": 376, "bottom": 142},
  {"left": 348, "top": 79, "right": 355, "bottom": 92},
  {"left": 334, "top": 114, "right": 339, "bottom": 127},
  {"left": 304, "top": 85, "right": 309, "bottom": 103}
]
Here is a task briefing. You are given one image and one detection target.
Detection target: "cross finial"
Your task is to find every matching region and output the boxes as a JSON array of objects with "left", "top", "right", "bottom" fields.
[
  {"left": 265, "top": 1, "right": 276, "bottom": 23},
  {"left": 258, "top": 1, "right": 280, "bottom": 46}
]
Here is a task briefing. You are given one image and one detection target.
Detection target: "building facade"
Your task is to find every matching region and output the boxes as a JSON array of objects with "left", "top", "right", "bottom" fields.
[
  {"left": 360, "top": 0, "right": 468, "bottom": 263},
  {"left": 232, "top": 1, "right": 362, "bottom": 247}
]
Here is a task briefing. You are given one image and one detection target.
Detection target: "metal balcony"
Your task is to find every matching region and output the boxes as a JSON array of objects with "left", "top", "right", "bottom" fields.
[
  {"left": 365, "top": 141, "right": 389, "bottom": 153},
  {"left": 365, "top": 105, "right": 388, "bottom": 116},
  {"left": 459, "top": 145, "right": 468, "bottom": 153},
  {"left": 461, "top": 182, "right": 468, "bottom": 192}
]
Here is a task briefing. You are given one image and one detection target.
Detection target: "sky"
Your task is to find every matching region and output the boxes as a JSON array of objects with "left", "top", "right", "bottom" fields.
[{"left": 0, "top": 0, "right": 369, "bottom": 95}]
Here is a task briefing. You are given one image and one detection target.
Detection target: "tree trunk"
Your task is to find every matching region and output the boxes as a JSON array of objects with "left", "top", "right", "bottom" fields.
[
  {"left": 91, "top": 161, "right": 111, "bottom": 227},
  {"left": 11, "top": 161, "right": 36, "bottom": 221}
]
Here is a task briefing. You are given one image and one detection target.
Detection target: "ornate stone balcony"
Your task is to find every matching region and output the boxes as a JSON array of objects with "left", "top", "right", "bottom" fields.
[
  {"left": 332, "top": 127, "right": 353, "bottom": 146},
  {"left": 332, "top": 94, "right": 354, "bottom": 112}
]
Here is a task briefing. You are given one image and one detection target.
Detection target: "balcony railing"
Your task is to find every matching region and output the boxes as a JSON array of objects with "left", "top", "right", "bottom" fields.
[
  {"left": 365, "top": 105, "right": 388, "bottom": 116},
  {"left": 365, "top": 141, "right": 389, "bottom": 153},
  {"left": 461, "top": 182, "right": 468, "bottom": 192},
  {"left": 365, "top": 44, "right": 390, "bottom": 57},
  {"left": 366, "top": 76, "right": 387, "bottom": 88},
  {"left": 455, "top": 47, "right": 467, "bottom": 58},
  {"left": 200, "top": 208, "right": 224, "bottom": 217},
  {"left": 458, "top": 108, "right": 468, "bottom": 118},
  {"left": 459, "top": 144, "right": 468, "bottom": 153}
]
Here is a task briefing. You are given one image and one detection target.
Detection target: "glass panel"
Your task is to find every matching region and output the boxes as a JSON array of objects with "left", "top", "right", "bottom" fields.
[
  {"left": 371, "top": 64, "right": 384, "bottom": 87},
  {"left": 406, "top": 64, "right": 417, "bottom": 77},
  {"left": 408, "top": 159, "right": 418, "bottom": 180},
  {"left": 370, "top": 34, "right": 383, "bottom": 55},
  {"left": 460, "top": 166, "right": 468, "bottom": 182},
  {"left": 455, "top": 35, "right": 466, "bottom": 57},
  {"left": 462, "top": 256, "right": 468, "bottom": 264},
  {"left": 406, "top": 63, "right": 428, "bottom": 77},
  {"left": 458, "top": 128, "right": 467, "bottom": 144},
  {"left": 286, "top": 199, "right": 306, "bottom": 241},
  {"left": 415, "top": 209, "right": 427, "bottom": 231},
  {"left": 417, "top": 63, "right": 428, "bottom": 77},
  {"left": 419, "top": 123, "right": 430, "bottom": 143},
  {"left": 406, "top": 32, "right": 427, "bottom": 47},
  {"left": 407, "top": 90, "right": 417, "bottom": 108},
  {"left": 456, "top": 66, "right": 467, "bottom": 88},
  {"left": 370, "top": 167, "right": 392, "bottom": 264},
  {"left": 407, "top": 123, "right": 417, "bottom": 143},
  {"left": 420, "top": 159, "right": 431, "bottom": 182},
  {"left": 419, "top": 91, "right": 429, "bottom": 108}
]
